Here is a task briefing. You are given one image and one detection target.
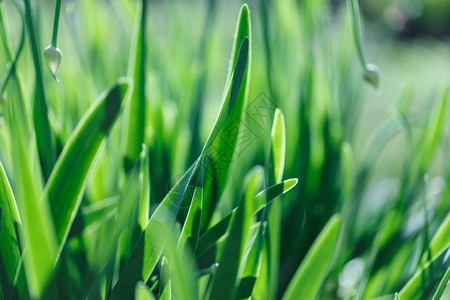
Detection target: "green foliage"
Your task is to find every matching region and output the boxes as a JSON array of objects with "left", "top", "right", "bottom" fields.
[{"left": 0, "top": 0, "right": 448, "bottom": 299}]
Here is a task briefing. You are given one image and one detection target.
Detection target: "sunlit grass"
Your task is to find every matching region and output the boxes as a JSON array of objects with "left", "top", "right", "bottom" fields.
[{"left": 0, "top": 0, "right": 449, "bottom": 299}]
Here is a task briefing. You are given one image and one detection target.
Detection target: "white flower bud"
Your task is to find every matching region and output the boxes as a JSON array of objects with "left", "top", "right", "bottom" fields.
[
  {"left": 44, "top": 45, "right": 62, "bottom": 78},
  {"left": 363, "top": 63, "right": 379, "bottom": 89}
]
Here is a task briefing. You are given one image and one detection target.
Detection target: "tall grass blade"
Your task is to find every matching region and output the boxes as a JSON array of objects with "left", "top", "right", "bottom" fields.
[
  {"left": 398, "top": 247, "right": 450, "bottom": 300},
  {"left": 256, "top": 108, "right": 286, "bottom": 299},
  {"left": 138, "top": 144, "right": 150, "bottom": 231},
  {"left": 254, "top": 179, "right": 298, "bottom": 214},
  {"left": 122, "top": 0, "right": 147, "bottom": 170},
  {"left": 426, "top": 213, "right": 450, "bottom": 260},
  {"left": 45, "top": 80, "right": 130, "bottom": 254},
  {"left": 23, "top": 0, "right": 56, "bottom": 179},
  {"left": 207, "top": 166, "right": 263, "bottom": 300},
  {"left": 201, "top": 4, "right": 251, "bottom": 228},
  {"left": 236, "top": 219, "right": 266, "bottom": 299},
  {"left": 159, "top": 257, "right": 171, "bottom": 300},
  {"left": 156, "top": 223, "right": 198, "bottom": 300},
  {"left": 178, "top": 187, "right": 203, "bottom": 253},
  {"left": 282, "top": 214, "right": 342, "bottom": 300},
  {"left": 415, "top": 88, "right": 449, "bottom": 177},
  {"left": 110, "top": 158, "right": 200, "bottom": 299},
  {"left": 0, "top": 161, "right": 25, "bottom": 299},
  {"left": 432, "top": 265, "right": 450, "bottom": 300}
]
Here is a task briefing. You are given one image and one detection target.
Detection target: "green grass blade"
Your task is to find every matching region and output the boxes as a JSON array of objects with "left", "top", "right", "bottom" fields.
[
  {"left": 23, "top": 0, "right": 56, "bottom": 179},
  {"left": 426, "top": 213, "right": 450, "bottom": 260},
  {"left": 416, "top": 88, "right": 449, "bottom": 177},
  {"left": 271, "top": 108, "right": 286, "bottom": 184},
  {"left": 196, "top": 212, "right": 233, "bottom": 257},
  {"left": 122, "top": 0, "right": 147, "bottom": 170},
  {"left": 2, "top": 76, "right": 56, "bottom": 300},
  {"left": 85, "top": 159, "right": 144, "bottom": 299},
  {"left": 45, "top": 80, "right": 130, "bottom": 254},
  {"left": 110, "top": 158, "right": 200, "bottom": 299},
  {"left": 254, "top": 178, "right": 298, "bottom": 214},
  {"left": 258, "top": 108, "right": 286, "bottom": 299},
  {"left": 0, "top": 161, "right": 25, "bottom": 299},
  {"left": 135, "top": 282, "right": 155, "bottom": 300},
  {"left": 156, "top": 223, "right": 198, "bottom": 300},
  {"left": 4, "top": 75, "right": 57, "bottom": 300},
  {"left": 398, "top": 247, "right": 450, "bottom": 300},
  {"left": 201, "top": 4, "right": 251, "bottom": 228},
  {"left": 178, "top": 187, "right": 203, "bottom": 253},
  {"left": 282, "top": 214, "right": 342, "bottom": 300},
  {"left": 432, "top": 264, "right": 450, "bottom": 300},
  {"left": 207, "top": 166, "right": 263, "bottom": 300},
  {"left": 236, "top": 220, "right": 265, "bottom": 299},
  {"left": 197, "top": 177, "right": 297, "bottom": 257},
  {"left": 138, "top": 144, "right": 150, "bottom": 231},
  {"left": 159, "top": 257, "right": 171, "bottom": 300}
]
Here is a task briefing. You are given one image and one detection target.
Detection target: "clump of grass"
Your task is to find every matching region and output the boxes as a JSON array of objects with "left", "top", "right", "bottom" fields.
[{"left": 0, "top": 1, "right": 449, "bottom": 299}]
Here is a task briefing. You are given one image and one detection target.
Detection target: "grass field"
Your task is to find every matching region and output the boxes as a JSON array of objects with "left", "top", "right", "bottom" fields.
[{"left": 0, "top": 0, "right": 449, "bottom": 299}]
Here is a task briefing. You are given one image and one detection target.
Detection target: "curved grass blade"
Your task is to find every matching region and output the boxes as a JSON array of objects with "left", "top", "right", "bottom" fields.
[
  {"left": 254, "top": 178, "right": 298, "bottom": 214},
  {"left": 0, "top": 161, "right": 26, "bottom": 299},
  {"left": 201, "top": 4, "right": 251, "bottom": 228},
  {"left": 282, "top": 214, "right": 342, "bottom": 300},
  {"left": 426, "top": 213, "right": 450, "bottom": 261},
  {"left": 122, "top": 0, "right": 148, "bottom": 171},
  {"left": 236, "top": 221, "right": 266, "bottom": 299},
  {"left": 45, "top": 80, "right": 130, "bottom": 255},
  {"left": 196, "top": 177, "right": 297, "bottom": 257},
  {"left": 196, "top": 212, "right": 233, "bottom": 257},
  {"left": 432, "top": 264, "right": 450, "bottom": 300},
  {"left": 398, "top": 247, "right": 450, "bottom": 300},
  {"left": 207, "top": 167, "right": 263, "bottom": 300},
  {"left": 110, "top": 158, "right": 201, "bottom": 299},
  {"left": 178, "top": 187, "right": 203, "bottom": 253}
]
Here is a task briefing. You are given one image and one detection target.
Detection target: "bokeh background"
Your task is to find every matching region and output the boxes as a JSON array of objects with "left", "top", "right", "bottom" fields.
[{"left": 1, "top": 0, "right": 449, "bottom": 299}]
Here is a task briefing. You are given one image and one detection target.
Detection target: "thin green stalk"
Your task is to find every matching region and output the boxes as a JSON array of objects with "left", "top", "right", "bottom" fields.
[
  {"left": 44, "top": 0, "right": 63, "bottom": 79},
  {"left": 346, "top": 0, "right": 379, "bottom": 88},
  {"left": 347, "top": 0, "right": 366, "bottom": 68},
  {"left": 51, "top": 0, "right": 61, "bottom": 47}
]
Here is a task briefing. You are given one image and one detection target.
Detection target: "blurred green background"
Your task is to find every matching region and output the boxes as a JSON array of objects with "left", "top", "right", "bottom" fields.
[{"left": 1, "top": 0, "right": 449, "bottom": 299}]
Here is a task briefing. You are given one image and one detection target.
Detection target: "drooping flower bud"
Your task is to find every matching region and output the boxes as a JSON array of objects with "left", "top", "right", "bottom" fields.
[
  {"left": 44, "top": 45, "right": 62, "bottom": 79},
  {"left": 363, "top": 63, "right": 379, "bottom": 89}
]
